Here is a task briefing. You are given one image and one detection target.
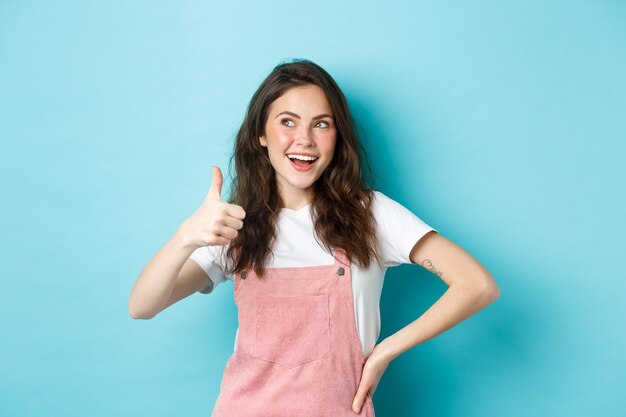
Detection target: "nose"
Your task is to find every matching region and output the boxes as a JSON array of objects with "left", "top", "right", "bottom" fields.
[{"left": 295, "top": 126, "right": 315, "bottom": 147}]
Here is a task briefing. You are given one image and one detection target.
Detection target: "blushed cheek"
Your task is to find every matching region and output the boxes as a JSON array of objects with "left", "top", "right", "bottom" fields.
[
  {"left": 319, "top": 134, "right": 337, "bottom": 154},
  {"left": 276, "top": 132, "right": 295, "bottom": 148}
]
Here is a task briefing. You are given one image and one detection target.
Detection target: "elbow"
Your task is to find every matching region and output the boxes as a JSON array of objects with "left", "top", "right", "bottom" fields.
[
  {"left": 480, "top": 277, "right": 500, "bottom": 304},
  {"left": 460, "top": 274, "right": 500, "bottom": 306},
  {"left": 485, "top": 285, "right": 500, "bottom": 303},
  {"left": 128, "top": 302, "right": 157, "bottom": 320},
  {"left": 128, "top": 287, "right": 161, "bottom": 319},
  {"left": 129, "top": 308, "right": 156, "bottom": 320}
]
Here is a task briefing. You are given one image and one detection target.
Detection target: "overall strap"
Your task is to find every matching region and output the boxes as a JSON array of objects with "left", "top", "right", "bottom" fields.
[{"left": 333, "top": 247, "right": 349, "bottom": 268}]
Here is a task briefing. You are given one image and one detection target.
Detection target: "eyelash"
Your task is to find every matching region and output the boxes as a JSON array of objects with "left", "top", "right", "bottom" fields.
[{"left": 280, "top": 118, "right": 330, "bottom": 128}]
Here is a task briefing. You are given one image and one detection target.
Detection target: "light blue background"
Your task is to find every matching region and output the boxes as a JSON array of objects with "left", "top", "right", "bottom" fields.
[{"left": 1, "top": 1, "right": 624, "bottom": 416}]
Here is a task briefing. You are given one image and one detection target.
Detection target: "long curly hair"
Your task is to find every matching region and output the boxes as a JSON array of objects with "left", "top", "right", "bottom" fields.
[{"left": 223, "top": 58, "right": 383, "bottom": 278}]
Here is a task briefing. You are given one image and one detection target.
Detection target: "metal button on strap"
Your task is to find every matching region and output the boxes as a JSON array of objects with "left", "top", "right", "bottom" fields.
[
  {"left": 241, "top": 271, "right": 247, "bottom": 279},
  {"left": 336, "top": 267, "right": 345, "bottom": 276}
]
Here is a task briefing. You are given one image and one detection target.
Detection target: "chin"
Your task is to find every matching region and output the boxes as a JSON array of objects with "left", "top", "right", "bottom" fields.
[{"left": 290, "top": 180, "right": 317, "bottom": 189}]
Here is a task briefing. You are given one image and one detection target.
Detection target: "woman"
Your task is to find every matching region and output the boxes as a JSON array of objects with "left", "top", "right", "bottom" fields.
[{"left": 128, "top": 58, "right": 500, "bottom": 416}]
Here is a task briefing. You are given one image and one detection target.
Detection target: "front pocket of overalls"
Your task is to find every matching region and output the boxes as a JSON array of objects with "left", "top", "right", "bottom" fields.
[{"left": 254, "top": 294, "right": 331, "bottom": 368}]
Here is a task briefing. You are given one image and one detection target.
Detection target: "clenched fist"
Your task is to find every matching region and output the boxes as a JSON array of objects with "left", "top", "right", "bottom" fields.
[{"left": 179, "top": 166, "right": 246, "bottom": 249}]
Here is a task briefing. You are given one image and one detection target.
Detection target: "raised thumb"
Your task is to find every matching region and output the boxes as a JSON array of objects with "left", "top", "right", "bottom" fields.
[{"left": 206, "top": 165, "right": 223, "bottom": 201}]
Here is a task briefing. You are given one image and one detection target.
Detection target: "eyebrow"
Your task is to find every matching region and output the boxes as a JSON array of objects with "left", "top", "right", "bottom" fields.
[{"left": 274, "top": 111, "right": 334, "bottom": 120}]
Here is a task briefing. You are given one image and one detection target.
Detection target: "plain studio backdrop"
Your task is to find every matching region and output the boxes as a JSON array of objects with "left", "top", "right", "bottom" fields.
[{"left": 1, "top": 1, "right": 624, "bottom": 416}]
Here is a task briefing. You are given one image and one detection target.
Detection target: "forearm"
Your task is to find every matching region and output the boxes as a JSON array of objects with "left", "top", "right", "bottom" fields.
[
  {"left": 128, "top": 224, "right": 197, "bottom": 319},
  {"left": 378, "top": 281, "right": 499, "bottom": 362}
]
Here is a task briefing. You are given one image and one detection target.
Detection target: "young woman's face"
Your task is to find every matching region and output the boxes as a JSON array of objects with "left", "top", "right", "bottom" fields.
[{"left": 260, "top": 84, "right": 337, "bottom": 205}]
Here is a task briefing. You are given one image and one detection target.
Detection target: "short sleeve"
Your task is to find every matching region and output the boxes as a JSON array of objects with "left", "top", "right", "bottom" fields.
[
  {"left": 188, "top": 245, "right": 232, "bottom": 294},
  {"left": 372, "top": 190, "right": 437, "bottom": 267}
]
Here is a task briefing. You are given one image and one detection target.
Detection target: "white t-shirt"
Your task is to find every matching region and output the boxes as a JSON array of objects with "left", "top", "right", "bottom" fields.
[{"left": 189, "top": 190, "right": 437, "bottom": 359}]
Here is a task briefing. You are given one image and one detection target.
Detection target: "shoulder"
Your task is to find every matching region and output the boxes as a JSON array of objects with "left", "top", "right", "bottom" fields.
[
  {"left": 368, "top": 189, "right": 437, "bottom": 266},
  {"left": 189, "top": 244, "right": 233, "bottom": 286},
  {"left": 190, "top": 244, "right": 223, "bottom": 260},
  {"left": 370, "top": 190, "right": 412, "bottom": 217},
  {"left": 370, "top": 189, "right": 433, "bottom": 227}
]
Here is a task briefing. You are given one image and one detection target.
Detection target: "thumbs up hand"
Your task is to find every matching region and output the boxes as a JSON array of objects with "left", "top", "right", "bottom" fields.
[{"left": 179, "top": 166, "right": 246, "bottom": 249}]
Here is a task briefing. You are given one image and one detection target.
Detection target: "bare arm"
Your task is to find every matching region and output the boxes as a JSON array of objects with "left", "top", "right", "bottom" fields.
[
  {"left": 128, "top": 226, "right": 210, "bottom": 319},
  {"left": 352, "top": 230, "right": 501, "bottom": 413},
  {"left": 378, "top": 230, "right": 500, "bottom": 361}
]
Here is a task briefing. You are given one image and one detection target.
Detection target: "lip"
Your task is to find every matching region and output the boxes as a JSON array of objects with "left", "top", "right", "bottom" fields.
[
  {"left": 286, "top": 155, "right": 318, "bottom": 172},
  {"left": 286, "top": 152, "right": 319, "bottom": 158}
]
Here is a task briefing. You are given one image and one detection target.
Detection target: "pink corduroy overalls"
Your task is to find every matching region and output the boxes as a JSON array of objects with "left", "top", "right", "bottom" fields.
[{"left": 210, "top": 248, "right": 375, "bottom": 417}]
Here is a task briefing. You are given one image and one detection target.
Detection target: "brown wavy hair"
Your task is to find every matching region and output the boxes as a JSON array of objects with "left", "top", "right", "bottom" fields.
[{"left": 223, "top": 58, "right": 382, "bottom": 278}]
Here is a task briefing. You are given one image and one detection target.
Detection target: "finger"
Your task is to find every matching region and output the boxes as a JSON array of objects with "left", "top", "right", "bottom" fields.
[
  {"left": 205, "top": 166, "right": 223, "bottom": 202},
  {"left": 222, "top": 216, "right": 244, "bottom": 231},
  {"left": 352, "top": 382, "right": 371, "bottom": 414},
  {"left": 216, "top": 224, "right": 239, "bottom": 240},
  {"left": 224, "top": 203, "right": 246, "bottom": 220}
]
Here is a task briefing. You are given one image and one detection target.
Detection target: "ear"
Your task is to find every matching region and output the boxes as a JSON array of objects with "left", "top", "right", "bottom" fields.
[{"left": 259, "top": 135, "right": 267, "bottom": 147}]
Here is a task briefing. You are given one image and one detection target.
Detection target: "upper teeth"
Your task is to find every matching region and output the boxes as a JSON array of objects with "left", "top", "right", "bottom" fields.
[{"left": 287, "top": 154, "right": 318, "bottom": 161}]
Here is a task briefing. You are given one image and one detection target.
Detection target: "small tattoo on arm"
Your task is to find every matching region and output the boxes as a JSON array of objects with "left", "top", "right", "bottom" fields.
[{"left": 421, "top": 259, "right": 444, "bottom": 278}]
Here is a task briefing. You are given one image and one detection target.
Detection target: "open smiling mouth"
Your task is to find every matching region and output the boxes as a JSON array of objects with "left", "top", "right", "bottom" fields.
[{"left": 286, "top": 154, "right": 319, "bottom": 172}]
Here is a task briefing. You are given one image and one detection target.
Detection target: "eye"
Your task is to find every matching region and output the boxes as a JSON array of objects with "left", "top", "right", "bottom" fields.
[
  {"left": 280, "top": 118, "right": 295, "bottom": 127},
  {"left": 316, "top": 120, "right": 331, "bottom": 128}
]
